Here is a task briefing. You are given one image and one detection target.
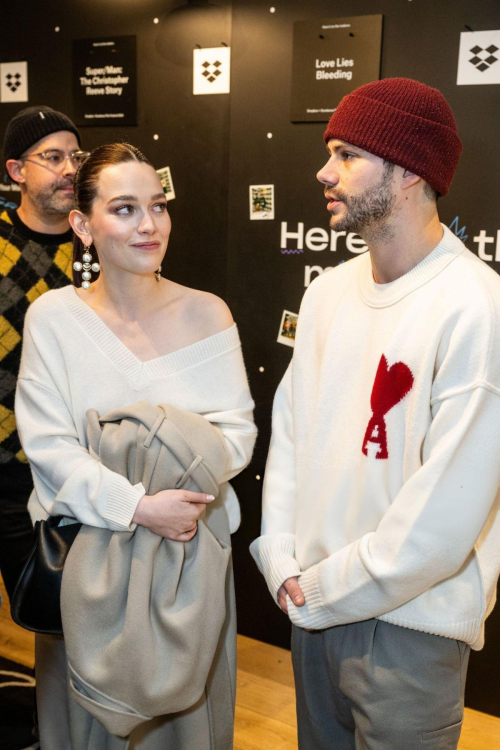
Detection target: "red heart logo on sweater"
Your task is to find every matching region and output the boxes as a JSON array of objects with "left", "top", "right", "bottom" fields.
[{"left": 362, "top": 355, "right": 414, "bottom": 460}]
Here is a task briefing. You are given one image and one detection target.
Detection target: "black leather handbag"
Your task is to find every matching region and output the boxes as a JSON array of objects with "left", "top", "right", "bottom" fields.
[{"left": 11, "top": 516, "right": 82, "bottom": 636}]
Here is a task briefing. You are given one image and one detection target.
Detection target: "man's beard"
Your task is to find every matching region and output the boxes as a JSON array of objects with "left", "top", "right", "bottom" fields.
[
  {"left": 29, "top": 179, "right": 75, "bottom": 218},
  {"left": 328, "top": 162, "right": 396, "bottom": 238}
]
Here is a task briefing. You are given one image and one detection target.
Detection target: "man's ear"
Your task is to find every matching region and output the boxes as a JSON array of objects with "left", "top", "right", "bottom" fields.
[
  {"left": 401, "top": 169, "right": 422, "bottom": 191},
  {"left": 6, "top": 159, "right": 25, "bottom": 184},
  {"left": 69, "top": 210, "right": 93, "bottom": 247}
]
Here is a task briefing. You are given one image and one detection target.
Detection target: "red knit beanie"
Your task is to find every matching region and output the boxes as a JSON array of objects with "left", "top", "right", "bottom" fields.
[{"left": 323, "top": 78, "right": 462, "bottom": 196}]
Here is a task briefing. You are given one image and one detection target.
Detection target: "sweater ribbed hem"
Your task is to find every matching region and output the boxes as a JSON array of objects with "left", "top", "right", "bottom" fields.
[
  {"left": 377, "top": 612, "right": 483, "bottom": 650},
  {"left": 104, "top": 480, "right": 145, "bottom": 531},
  {"left": 287, "top": 564, "right": 338, "bottom": 629},
  {"left": 61, "top": 285, "right": 242, "bottom": 389},
  {"left": 358, "top": 225, "right": 465, "bottom": 308},
  {"left": 249, "top": 534, "right": 301, "bottom": 603},
  {"left": 285, "top": 569, "right": 484, "bottom": 645}
]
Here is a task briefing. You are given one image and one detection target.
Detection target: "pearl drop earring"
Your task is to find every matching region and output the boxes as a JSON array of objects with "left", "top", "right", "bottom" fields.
[
  {"left": 155, "top": 265, "right": 162, "bottom": 282},
  {"left": 73, "top": 246, "right": 100, "bottom": 289}
]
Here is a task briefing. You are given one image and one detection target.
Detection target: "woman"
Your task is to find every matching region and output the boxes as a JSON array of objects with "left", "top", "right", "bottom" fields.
[{"left": 15, "top": 143, "right": 257, "bottom": 748}]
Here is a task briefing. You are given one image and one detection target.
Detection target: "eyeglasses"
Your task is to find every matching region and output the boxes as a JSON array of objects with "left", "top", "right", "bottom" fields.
[{"left": 21, "top": 149, "right": 91, "bottom": 169}]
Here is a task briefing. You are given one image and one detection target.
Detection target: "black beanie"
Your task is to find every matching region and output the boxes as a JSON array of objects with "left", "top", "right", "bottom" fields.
[{"left": 3, "top": 106, "right": 81, "bottom": 163}]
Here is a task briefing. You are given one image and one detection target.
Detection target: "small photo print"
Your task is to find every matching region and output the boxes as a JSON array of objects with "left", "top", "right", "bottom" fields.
[
  {"left": 277, "top": 309, "right": 298, "bottom": 348},
  {"left": 250, "top": 184, "right": 274, "bottom": 220},
  {"left": 156, "top": 166, "right": 175, "bottom": 201}
]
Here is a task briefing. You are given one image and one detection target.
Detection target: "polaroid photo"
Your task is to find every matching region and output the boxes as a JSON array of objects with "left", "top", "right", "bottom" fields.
[
  {"left": 156, "top": 166, "right": 175, "bottom": 201},
  {"left": 249, "top": 184, "right": 274, "bottom": 220},
  {"left": 277, "top": 309, "right": 298, "bottom": 348}
]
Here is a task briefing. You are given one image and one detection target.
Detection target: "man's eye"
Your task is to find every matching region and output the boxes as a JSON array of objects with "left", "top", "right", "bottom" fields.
[
  {"left": 341, "top": 152, "right": 355, "bottom": 160},
  {"left": 47, "top": 154, "right": 63, "bottom": 165}
]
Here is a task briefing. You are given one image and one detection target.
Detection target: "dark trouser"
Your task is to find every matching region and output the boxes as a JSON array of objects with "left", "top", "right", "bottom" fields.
[
  {"left": 292, "top": 619, "right": 470, "bottom": 750},
  {"left": 0, "top": 463, "right": 34, "bottom": 600}
]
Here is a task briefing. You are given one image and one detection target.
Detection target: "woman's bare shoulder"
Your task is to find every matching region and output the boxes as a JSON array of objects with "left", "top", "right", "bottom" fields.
[{"left": 168, "top": 283, "right": 234, "bottom": 337}]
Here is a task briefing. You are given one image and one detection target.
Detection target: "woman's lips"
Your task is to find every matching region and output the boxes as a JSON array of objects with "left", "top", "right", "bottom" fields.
[{"left": 132, "top": 242, "right": 160, "bottom": 250}]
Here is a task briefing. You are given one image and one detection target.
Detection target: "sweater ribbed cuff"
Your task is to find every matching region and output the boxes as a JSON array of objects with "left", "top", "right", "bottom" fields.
[
  {"left": 104, "top": 479, "right": 145, "bottom": 531},
  {"left": 249, "top": 534, "right": 301, "bottom": 604},
  {"left": 287, "top": 564, "right": 338, "bottom": 630}
]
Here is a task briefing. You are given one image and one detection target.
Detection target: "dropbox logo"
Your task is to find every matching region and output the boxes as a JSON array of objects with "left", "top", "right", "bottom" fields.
[
  {"left": 468, "top": 44, "right": 498, "bottom": 73},
  {"left": 5, "top": 72, "right": 22, "bottom": 93},
  {"left": 201, "top": 59, "right": 223, "bottom": 83}
]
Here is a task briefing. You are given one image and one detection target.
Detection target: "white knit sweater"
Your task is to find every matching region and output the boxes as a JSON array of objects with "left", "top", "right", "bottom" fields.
[
  {"left": 251, "top": 225, "right": 500, "bottom": 650},
  {"left": 16, "top": 285, "right": 257, "bottom": 533}
]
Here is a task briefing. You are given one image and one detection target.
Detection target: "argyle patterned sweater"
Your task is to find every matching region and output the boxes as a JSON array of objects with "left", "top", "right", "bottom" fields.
[
  {"left": 251, "top": 225, "right": 500, "bottom": 650},
  {"left": 0, "top": 208, "right": 73, "bottom": 465}
]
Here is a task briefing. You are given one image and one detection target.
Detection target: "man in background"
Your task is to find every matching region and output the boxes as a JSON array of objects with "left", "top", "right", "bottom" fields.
[{"left": 0, "top": 106, "right": 87, "bottom": 603}]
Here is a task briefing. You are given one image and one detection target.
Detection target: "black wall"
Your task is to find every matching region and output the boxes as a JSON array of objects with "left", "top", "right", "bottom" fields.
[{"left": 2, "top": 0, "right": 500, "bottom": 718}]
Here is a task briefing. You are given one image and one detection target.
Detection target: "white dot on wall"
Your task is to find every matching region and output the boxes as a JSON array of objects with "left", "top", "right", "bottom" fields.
[
  {"left": 55, "top": 26, "right": 60, "bottom": 32},
  {"left": 267, "top": 133, "right": 273, "bottom": 139},
  {"left": 259, "top": 366, "right": 265, "bottom": 372},
  {"left": 270, "top": 7, "right": 276, "bottom": 12},
  {"left": 153, "top": 134, "right": 159, "bottom": 141},
  {"left": 256, "top": 475, "right": 261, "bottom": 480},
  {"left": 153, "top": 17, "right": 159, "bottom": 24}
]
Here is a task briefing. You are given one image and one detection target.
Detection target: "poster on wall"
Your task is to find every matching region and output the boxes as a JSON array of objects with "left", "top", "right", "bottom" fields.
[
  {"left": 291, "top": 15, "right": 383, "bottom": 122},
  {"left": 72, "top": 36, "right": 137, "bottom": 126},
  {"left": 0, "top": 62, "right": 28, "bottom": 103},
  {"left": 457, "top": 30, "right": 500, "bottom": 85},
  {"left": 193, "top": 47, "right": 231, "bottom": 95}
]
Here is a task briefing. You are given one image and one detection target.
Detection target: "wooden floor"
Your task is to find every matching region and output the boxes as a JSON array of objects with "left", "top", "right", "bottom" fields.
[{"left": 1, "top": 577, "right": 500, "bottom": 749}]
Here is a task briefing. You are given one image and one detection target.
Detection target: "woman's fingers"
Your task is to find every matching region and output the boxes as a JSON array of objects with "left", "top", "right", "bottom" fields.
[
  {"left": 176, "top": 525, "right": 198, "bottom": 541},
  {"left": 182, "top": 491, "right": 215, "bottom": 504}
]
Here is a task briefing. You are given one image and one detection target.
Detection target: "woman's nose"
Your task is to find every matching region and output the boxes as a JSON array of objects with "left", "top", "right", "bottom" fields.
[{"left": 137, "top": 212, "right": 155, "bottom": 233}]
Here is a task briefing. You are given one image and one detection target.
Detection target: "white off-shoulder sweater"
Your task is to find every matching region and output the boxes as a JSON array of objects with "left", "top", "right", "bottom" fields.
[
  {"left": 15, "top": 285, "right": 257, "bottom": 533},
  {"left": 251, "top": 226, "right": 500, "bottom": 650}
]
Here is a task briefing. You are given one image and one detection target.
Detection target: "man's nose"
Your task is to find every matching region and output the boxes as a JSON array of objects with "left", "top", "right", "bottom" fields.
[
  {"left": 62, "top": 158, "right": 77, "bottom": 178},
  {"left": 317, "top": 159, "right": 339, "bottom": 187}
]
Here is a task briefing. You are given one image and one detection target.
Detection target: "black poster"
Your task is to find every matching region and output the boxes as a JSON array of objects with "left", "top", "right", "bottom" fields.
[
  {"left": 72, "top": 36, "right": 137, "bottom": 127},
  {"left": 291, "top": 15, "right": 383, "bottom": 122}
]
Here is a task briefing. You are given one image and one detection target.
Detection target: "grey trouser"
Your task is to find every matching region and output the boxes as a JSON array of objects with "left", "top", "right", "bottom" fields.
[{"left": 292, "top": 619, "right": 470, "bottom": 750}]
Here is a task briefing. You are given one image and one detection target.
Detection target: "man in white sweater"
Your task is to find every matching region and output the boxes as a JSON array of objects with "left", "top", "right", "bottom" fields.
[{"left": 250, "top": 77, "right": 500, "bottom": 749}]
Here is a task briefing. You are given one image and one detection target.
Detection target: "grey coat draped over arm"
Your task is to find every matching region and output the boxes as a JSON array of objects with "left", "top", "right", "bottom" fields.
[{"left": 61, "top": 401, "right": 232, "bottom": 738}]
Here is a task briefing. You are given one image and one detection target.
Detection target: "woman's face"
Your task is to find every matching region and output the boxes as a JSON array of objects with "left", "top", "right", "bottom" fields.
[{"left": 83, "top": 161, "right": 171, "bottom": 279}]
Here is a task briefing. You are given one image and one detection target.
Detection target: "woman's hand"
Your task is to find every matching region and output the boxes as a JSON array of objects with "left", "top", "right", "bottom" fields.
[{"left": 132, "top": 489, "right": 215, "bottom": 541}]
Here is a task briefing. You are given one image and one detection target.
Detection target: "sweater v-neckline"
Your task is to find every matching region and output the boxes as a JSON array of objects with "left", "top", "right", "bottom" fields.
[{"left": 62, "top": 285, "right": 240, "bottom": 390}]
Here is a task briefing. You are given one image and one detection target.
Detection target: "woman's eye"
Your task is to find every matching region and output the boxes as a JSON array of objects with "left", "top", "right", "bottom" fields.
[
  {"left": 116, "top": 205, "right": 133, "bottom": 215},
  {"left": 153, "top": 203, "right": 168, "bottom": 212}
]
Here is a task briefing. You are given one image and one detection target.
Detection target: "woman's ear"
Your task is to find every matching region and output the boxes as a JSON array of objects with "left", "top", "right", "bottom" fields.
[{"left": 69, "top": 210, "right": 93, "bottom": 247}]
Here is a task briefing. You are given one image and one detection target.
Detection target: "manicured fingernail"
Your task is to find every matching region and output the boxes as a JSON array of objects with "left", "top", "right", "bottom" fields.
[{"left": 206, "top": 494, "right": 215, "bottom": 500}]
